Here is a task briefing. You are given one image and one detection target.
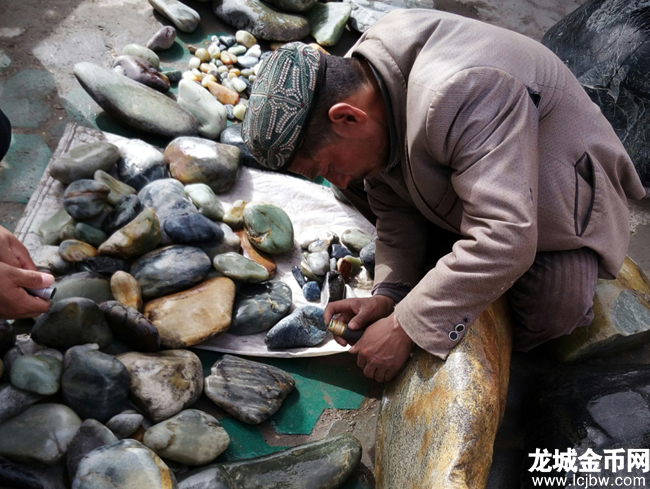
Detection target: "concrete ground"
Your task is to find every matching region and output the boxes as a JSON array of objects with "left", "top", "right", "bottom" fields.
[{"left": 4, "top": 0, "right": 650, "bottom": 487}]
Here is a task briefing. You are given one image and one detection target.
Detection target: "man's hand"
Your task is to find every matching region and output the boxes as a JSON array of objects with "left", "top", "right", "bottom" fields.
[
  {"left": 0, "top": 225, "right": 38, "bottom": 271},
  {"left": 0, "top": 262, "right": 54, "bottom": 319},
  {"left": 324, "top": 295, "right": 396, "bottom": 347},
  {"left": 349, "top": 313, "right": 413, "bottom": 382}
]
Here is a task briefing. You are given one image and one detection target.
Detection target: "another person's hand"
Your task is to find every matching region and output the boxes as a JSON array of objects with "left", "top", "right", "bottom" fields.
[
  {"left": 349, "top": 313, "right": 413, "bottom": 383},
  {"left": 324, "top": 295, "right": 396, "bottom": 347},
  {"left": 0, "top": 225, "right": 39, "bottom": 270}
]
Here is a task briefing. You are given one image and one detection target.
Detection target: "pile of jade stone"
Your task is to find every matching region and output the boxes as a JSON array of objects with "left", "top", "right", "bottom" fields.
[{"left": 0, "top": 137, "right": 367, "bottom": 487}]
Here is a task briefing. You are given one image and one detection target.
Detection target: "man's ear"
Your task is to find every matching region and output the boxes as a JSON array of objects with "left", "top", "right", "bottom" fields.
[{"left": 328, "top": 103, "right": 368, "bottom": 138}]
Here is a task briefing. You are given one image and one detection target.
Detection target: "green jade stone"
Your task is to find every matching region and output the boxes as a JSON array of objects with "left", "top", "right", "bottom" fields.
[
  {"left": 94, "top": 170, "right": 137, "bottom": 206},
  {"left": 213, "top": 252, "right": 270, "bottom": 283},
  {"left": 49, "top": 142, "right": 120, "bottom": 185},
  {"left": 10, "top": 355, "right": 63, "bottom": 396},
  {"left": 185, "top": 183, "right": 225, "bottom": 221},
  {"left": 243, "top": 202, "right": 294, "bottom": 255},
  {"left": 53, "top": 272, "right": 113, "bottom": 304},
  {"left": 75, "top": 223, "right": 107, "bottom": 248},
  {"left": 38, "top": 208, "right": 75, "bottom": 246},
  {"left": 308, "top": 2, "right": 352, "bottom": 46}
]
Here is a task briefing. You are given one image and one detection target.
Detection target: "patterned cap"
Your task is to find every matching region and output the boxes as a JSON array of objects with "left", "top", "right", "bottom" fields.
[{"left": 242, "top": 42, "right": 325, "bottom": 170}]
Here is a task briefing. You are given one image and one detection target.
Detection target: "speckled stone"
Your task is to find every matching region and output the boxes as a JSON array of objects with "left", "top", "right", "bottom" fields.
[
  {"left": 131, "top": 245, "right": 212, "bottom": 299},
  {"left": 265, "top": 306, "right": 328, "bottom": 349},
  {"left": 53, "top": 272, "right": 113, "bottom": 304},
  {"left": 146, "top": 26, "right": 177, "bottom": 51},
  {"left": 10, "top": 355, "right": 62, "bottom": 395},
  {"left": 102, "top": 194, "right": 143, "bottom": 236},
  {"left": 165, "top": 137, "right": 241, "bottom": 194},
  {"left": 114, "top": 139, "right": 167, "bottom": 191},
  {"left": 61, "top": 345, "right": 130, "bottom": 422},
  {"left": 243, "top": 202, "right": 294, "bottom": 255},
  {"left": 66, "top": 419, "right": 118, "bottom": 480},
  {"left": 184, "top": 183, "right": 225, "bottom": 221},
  {"left": 99, "top": 207, "right": 161, "bottom": 259},
  {"left": 49, "top": 142, "right": 120, "bottom": 185},
  {"left": 144, "top": 277, "right": 235, "bottom": 348},
  {"left": 213, "top": 252, "right": 269, "bottom": 283},
  {"left": 230, "top": 281, "right": 292, "bottom": 335},
  {"left": 148, "top": 0, "right": 200, "bottom": 33},
  {"left": 116, "top": 350, "right": 203, "bottom": 422},
  {"left": 205, "top": 355, "right": 294, "bottom": 424},
  {"left": 99, "top": 301, "right": 160, "bottom": 352},
  {"left": 302, "top": 281, "right": 321, "bottom": 302},
  {"left": 144, "top": 409, "right": 230, "bottom": 465},
  {"left": 110, "top": 271, "right": 143, "bottom": 311},
  {"left": 72, "top": 439, "right": 177, "bottom": 489},
  {"left": 63, "top": 180, "right": 111, "bottom": 221},
  {"left": 32, "top": 298, "right": 113, "bottom": 350},
  {"left": 0, "top": 404, "right": 82, "bottom": 466},
  {"left": 106, "top": 411, "right": 143, "bottom": 439},
  {"left": 112, "top": 55, "right": 170, "bottom": 93}
]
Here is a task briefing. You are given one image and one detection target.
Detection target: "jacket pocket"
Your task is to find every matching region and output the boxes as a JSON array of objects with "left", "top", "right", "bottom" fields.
[{"left": 574, "top": 152, "right": 596, "bottom": 237}]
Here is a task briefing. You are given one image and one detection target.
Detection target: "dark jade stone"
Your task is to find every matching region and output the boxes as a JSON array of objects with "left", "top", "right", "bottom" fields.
[
  {"left": 115, "top": 139, "right": 167, "bottom": 191},
  {"left": 359, "top": 242, "right": 375, "bottom": 277},
  {"left": 331, "top": 244, "right": 352, "bottom": 260},
  {"left": 265, "top": 306, "right": 328, "bottom": 349},
  {"left": 542, "top": 0, "right": 650, "bottom": 185},
  {"left": 130, "top": 245, "right": 212, "bottom": 299},
  {"left": 77, "top": 256, "right": 129, "bottom": 277},
  {"left": 63, "top": 180, "right": 111, "bottom": 221},
  {"left": 61, "top": 345, "right": 130, "bottom": 422},
  {"left": 164, "top": 211, "right": 224, "bottom": 244},
  {"left": 102, "top": 195, "right": 142, "bottom": 236},
  {"left": 302, "top": 282, "right": 321, "bottom": 302},
  {"left": 31, "top": 298, "right": 113, "bottom": 350},
  {"left": 66, "top": 419, "right": 118, "bottom": 480},
  {"left": 229, "top": 281, "right": 292, "bottom": 336},
  {"left": 322, "top": 271, "right": 345, "bottom": 304},
  {"left": 219, "top": 124, "right": 261, "bottom": 169},
  {"left": 99, "top": 301, "right": 160, "bottom": 352},
  {"left": 291, "top": 265, "right": 307, "bottom": 288}
]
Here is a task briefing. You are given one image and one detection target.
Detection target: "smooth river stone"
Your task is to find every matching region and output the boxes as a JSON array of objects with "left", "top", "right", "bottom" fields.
[
  {"left": 100, "top": 301, "right": 160, "bottom": 352},
  {"left": 53, "top": 272, "right": 113, "bottom": 304},
  {"left": 265, "top": 306, "right": 328, "bottom": 349},
  {"left": 63, "top": 180, "right": 111, "bottom": 221},
  {"left": 75, "top": 223, "right": 107, "bottom": 248},
  {"left": 341, "top": 228, "right": 372, "bottom": 255},
  {"left": 307, "top": 251, "right": 329, "bottom": 276},
  {"left": 264, "top": 0, "right": 316, "bottom": 12},
  {"left": 344, "top": 0, "right": 399, "bottom": 33},
  {"left": 32, "top": 298, "right": 113, "bottom": 350},
  {"left": 106, "top": 411, "right": 143, "bottom": 439},
  {"left": 331, "top": 243, "right": 352, "bottom": 260},
  {"left": 214, "top": 0, "right": 311, "bottom": 41},
  {"left": 302, "top": 281, "right": 321, "bottom": 302},
  {"left": 62, "top": 345, "right": 130, "bottom": 422},
  {"left": 99, "top": 207, "right": 161, "bottom": 259},
  {"left": 177, "top": 79, "right": 227, "bottom": 140},
  {"left": 66, "top": 419, "right": 118, "bottom": 480},
  {"left": 94, "top": 170, "right": 137, "bottom": 206},
  {"left": 0, "top": 384, "right": 44, "bottom": 425},
  {"left": 110, "top": 271, "right": 143, "bottom": 311},
  {"left": 49, "top": 142, "right": 120, "bottom": 185},
  {"left": 213, "top": 252, "right": 269, "bottom": 283},
  {"left": 74, "top": 62, "right": 198, "bottom": 139},
  {"left": 144, "top": 409, "right": 230, "bottom": 465},
  {"left": 38, "top": 208, "right": 75, "bottom": 246},
  {"left": 178, "top": 434, "right": 361, "bottom": 489},
  {"left": 308, "top": 3, "right": 351, "bottom": 46},
  {"left": 2, "top": 337, "right": 44, "bottom": 377},
  {"left": 114, "top": 139, "right": 167, "bottom": 191},
  {"left": 164, "top": 211, "right": 224, "bottom": 244},
  {"left": 237, "top": 230, "right": 276, "bottom": 278},
  {"left": 81, "top": 205, "right": 113, "bottom": 231},
  {"left": 243, "top": 202, "right": 294, "bottom": 255},
  {"left": 112, "top": 55, "right": 170, "bottom": 93},
  {"left": 197, "top": 222, "right": 241, "bottom": 259},
  {"left": 80, "top": 256, "right": 129, "bottom": 277},
  {"left": 223, "top": 200, "right": 246, "bottom": 229},
  {"left": 121, "top": 44, "right": 160, "bottom": 69},
  {"left": 33, "top": 245, "right": 74, "bottom": 275},
  {"left": 149, "top": 0, "right": 200, "bottom": 33},
  {"left": 59, "top": 239, "right": 98, "bottom": 263},
  {"left": 144, "top": 277, "right": 236, "bottom": 348},
  {"left": 147, "top": 26, "right": 176, "bottom": 51},
  {"left": 165, "top": 137, "right": 241, "bottom": 194},
  {"left": 138, "top": 178, "right": 196, "bottom": 244},
  {"left": 72, "top": 439, "right": 177, "bottom": 489},
  {"left": 10, "top": 355, "right": 62, "bottom": 395},
  {"left": 102, "top": 194, "right": 142, "bottom": 236},
  {"left": 322, "top": 271, "right": 345, "bottom": 304},
  {"left": 359, "top": 241, "right": 375, "bottom": 276},
  {"left": 205, "top": 355, "right": 295, "bottom": 424},
  {"left": 0, "top": 456, "right": 45, "bottom": 489},
  {"left": 131, "top": 245, "right": 212, "bottom": 299},
  {"left": 230, "top": 281, "right": 292, "bottom": 335},
  {"left": 375, "top": 297, "right": 512, "bottom": 489},
  {"left": 0, "top": 404, "right": 82, "bottom": 465},
  {"left": 117, "top": 350, "right": 203, "bottom": 422},
  {"left": 185, "top": 183, "right": 225, "bottom": 221},
  {"left": 219, "top": 124, "right": 259, "bottom": 169}
]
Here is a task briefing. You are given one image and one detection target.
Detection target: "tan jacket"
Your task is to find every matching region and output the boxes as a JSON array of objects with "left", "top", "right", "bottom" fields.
[{"left": 347, "top": 9, "right": 646, "bottom": 360}]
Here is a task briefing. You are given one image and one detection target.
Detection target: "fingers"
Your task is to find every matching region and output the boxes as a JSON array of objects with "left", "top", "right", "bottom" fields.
[
  {"left": 333, "top": 335, "right": 348, "bottom": 347},
  {"left": 324, "top": 299, "right": 361, "bottom": 324},
  {"left": 10, "top": 238, "right": 38, "bottom": 271},
  {"left": 8, "top": 266, "right": 54, "bottom": 289}
]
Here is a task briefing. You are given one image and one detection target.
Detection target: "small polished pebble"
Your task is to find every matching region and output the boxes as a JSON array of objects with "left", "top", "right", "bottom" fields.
[
  {"left": 300, "top": 258, "right": 320, "bottom": 283},
  {"left": 245, "top": 45, "right": 261, "bottom": 58},
  {"left": 225, "top": 104, "right": 235, "bottom": 119},
  {"left": 243, "top": 202, "right": 294, "bottom": 255},
  {"left": 10, "top": 354, "right": 62, "bottom": 395},
  {"left": 146, "top": 25, "right": 176, "bottom": 51},
  {"left": 307, "top": 251, "right": 330, "bottom": 276},
  {"left": 219, "top": 35, "right": 236, "bottom": 47},
  {"left": 98, "top": 207, "right": 161, "bottom": 259},
  {"left": 241, "top": 68, "right": 254, "bottom": 77},
  {"left": 220, "top": 51, "right": 237, "bottom": 65},
  {"left": 205, "top": 80, "right": 240, "bottom": 105},
  {"left": 112, "top": 55, "right": 171, "bottom": 93},
  {"left": 106, "top": 410, "right": 144, "bottom": 439},
  {"left": 188, "top": 57, "right": 201, "bottom": 69},
  {"left": 302, "top": 281, "right": 321, "bottom": 302},
  {"left": 197, "top": 222, "right": 241, "bottom": 259},
  {"left": 59, "top": 239, "right": 98, "bottom": 263},
  {"left": 341, "top": 255, "right": 362, "bottom": 275},
  {"left": 236, "top": 55, "right": 259, "bottom": 69},
  {"left": 188, "top": 44, "right": 198, "bottom": 54},
  {"left": 292, "top": 265, "right": 307, "bottom": 288},
  {"left": 38, "top": 208, "right": 75, "bottom": 246},
  {"left": 195, "top": 48, "right": 210, "bottom": 62},
  {"left": 74, "top": 223, "right": 107, "bottom": 247},
  {"left": 236, "top": 30, "right": 257, "bottom": 48},
  {"left": 341, "top": 228, "right": 372, "bottom": 254},
  {"left": 223, "top": 200, "right": 247, "bottom": 229},
  {"left": 185, "top": 183, "right": 225, "bottom": 221},
  {"left": 162, "top": 69, "right": 182, "bottom": 83},
  {"left": 308, "top": 239, "right": 329, "bottom": 253},
  {"left": 213, "top": 252, "right": 270, "bottom": 283},
  {"left": 208, "top": 43, "right": 221, "bottom": 59},
  {"left": 233, "top": 103, "right": 246, "bottom": 119},
  {"left": 228, "top": 44, "right": 247, "bottom": 55},
  {"left": 337, "top": 257, "right": 352, "bottom": 282},
  {"left": 111, "top": 270, "right": 144, "bottom": 311}
]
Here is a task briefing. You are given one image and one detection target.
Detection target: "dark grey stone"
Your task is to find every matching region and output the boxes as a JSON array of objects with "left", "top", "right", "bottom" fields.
[
  {"left": 0, "top": 384, "right": 44, "bottom": 425},
  {"left": 230, "top": 281, "right": 292, "bottom": 336},
  {"left": 114, "top": 139, "right": 167, "bottom": 191},
  {"left": 102, "top": 194, "right": 143, "bottom": 236},
  {"left": 219, "top": 124, "right": 262, "bottom": 169},
  {"left": 359, "top": 242, "right": 375, "bottom": 277},
  {"left": 322, "top": 271, "right": 345, "bottom": 304},
  {"left": 0, "top": 456, "right": 45, "bottom": 489},
  {"left": 0, "top": 321, "right": 15, "bottom": 357},
  {"left": 66, "top": 419, "right": 118, "bottom": 480},
  {"left": 265, "top": 306, "right": 328, "bottom": 349},
  {"left": 77, "top": 256, "right": 129, "bottom": 277},
  {"left": 302, "top": 282, "right": 321, "bottom": 302},
  {"left": 63, "top": 180, "right": 111, "bottom": 221},
  {"left": 291, "top": 265, "right": 307, "bottom": 288},
  {"left": 164, "top": 211, "right": 224, "bottom": 244},
  {"left": 99, "top": 301, "right": 160, "bottom": 352},
  {"left": 111, "top": 55, "right": 170, "bottom": 93}
]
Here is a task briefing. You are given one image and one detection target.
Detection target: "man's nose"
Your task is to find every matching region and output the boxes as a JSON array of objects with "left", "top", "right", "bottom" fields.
[{"left": 326, "top": 173, "right": 351, "bottom": 189}]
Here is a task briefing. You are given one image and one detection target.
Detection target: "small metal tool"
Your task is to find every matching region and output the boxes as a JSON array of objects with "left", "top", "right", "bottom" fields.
[
  {"left": 25, "top": 287, "right": 57, "bottom": 301},
  {"left": 328, "top": 318, "right": 364, "bottom": 345}
]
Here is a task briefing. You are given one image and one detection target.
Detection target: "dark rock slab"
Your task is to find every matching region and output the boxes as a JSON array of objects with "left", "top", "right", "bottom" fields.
[
  {"left": 204, "top": 355, "right": 294, "bottom": 424},
  {"left": 99, "top": 301, "right": 160, "bottom": 352},
  {"left": 229, "top": 281, "right": 292, "bottom": 336},
  {"left": 0, "top": 456, "right": 45, "bottom": 489},
  {"left": 114, "top": 138, "right": 167, "bottom": 191},
  {"left": 164, "top": 211, "right": 224, "bottom": 244},
  {"left": 74, "top": 62, "right": 198, "bottom": 139},
  {"left": 265, "top": 306, "right": 328, "bottom": 349},
  {"left": 66, "top": 419, "right": 118, "bottom": 480}
]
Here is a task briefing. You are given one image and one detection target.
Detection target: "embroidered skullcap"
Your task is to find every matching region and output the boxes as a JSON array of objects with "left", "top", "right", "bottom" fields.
[{"left": 242, "top": 42, "right": 326, "bottom": 170}]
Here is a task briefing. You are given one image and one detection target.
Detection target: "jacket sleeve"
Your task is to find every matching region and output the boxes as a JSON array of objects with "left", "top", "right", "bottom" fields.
[{"left": 395, "top": 67, "right": 540, "bottom": 360}]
